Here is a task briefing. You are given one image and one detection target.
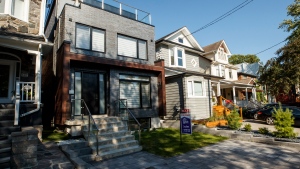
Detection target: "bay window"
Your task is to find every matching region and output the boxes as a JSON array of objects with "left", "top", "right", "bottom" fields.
[
  {"left": 118, "top": 35, "right": 147, "bottom": 60},
  {"left": 75, "top": 24, "right": 105, "bottom": 52},
  {"left": 0, "top": 0, "right": 29, "bottom": 22},
  {"left": 119, "top": 75, "right": 151, "bottom": 108}
]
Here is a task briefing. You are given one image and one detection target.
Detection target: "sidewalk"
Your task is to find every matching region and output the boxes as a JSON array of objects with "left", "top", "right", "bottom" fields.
[{"left": 32, "top": 141, "right": 74, "bottom": 169}]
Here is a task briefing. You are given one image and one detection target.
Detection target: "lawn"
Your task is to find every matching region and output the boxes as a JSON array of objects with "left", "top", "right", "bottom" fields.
[
  {"left": 138, "top": 128, "right": 227, "bottom": 157},
  {"left": 42, "top": 128, "right": 70, "bottom": 142}
]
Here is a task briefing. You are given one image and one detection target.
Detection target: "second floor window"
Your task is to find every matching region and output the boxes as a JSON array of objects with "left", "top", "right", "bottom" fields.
[
  {"left": 0, "top": 0, "right": 29, "bottom": 22},
  {"left": 118, "top": 35, "right": 147, "bottom": 60},
  {"left": 229, "top": 69, "right": 233, "bottom": 79},
  {"left": 76, "top": 24, "right": 105, "bottom": 52},
  {"left": 170, "top": 47, "right": 185, "bottom": 67}
]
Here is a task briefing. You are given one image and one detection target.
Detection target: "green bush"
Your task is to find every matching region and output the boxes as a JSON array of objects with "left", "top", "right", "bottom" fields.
[
  {"left": 244, "top": 123, "right": 252, "bottom": 132},
  {"left": 226, "top": 109, "right": 242, "bottom": 130},
  {"left": 258, "top": 127, "right": 269, "bottom": 134},
  {"left": 272, "top": 106, "right": 297, "bottom": 138}
]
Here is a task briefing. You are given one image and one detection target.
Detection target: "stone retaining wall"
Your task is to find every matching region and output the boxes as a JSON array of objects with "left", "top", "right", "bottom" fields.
[{"left": 11, "top": 127, "right": 39, "bottom": 169}]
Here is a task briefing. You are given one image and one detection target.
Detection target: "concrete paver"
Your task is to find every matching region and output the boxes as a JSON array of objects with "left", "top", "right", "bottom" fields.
[{"left": 89, "top": 140, "right": 300, "bottom": 169}]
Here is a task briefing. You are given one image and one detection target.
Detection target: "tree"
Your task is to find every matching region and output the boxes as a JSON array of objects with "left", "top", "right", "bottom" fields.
[
  {"left": 228, "top": 54, "right": 260, "bottom": 65},
  {"left": 258, "top": 0, "right": 300, "bottom": 96}
]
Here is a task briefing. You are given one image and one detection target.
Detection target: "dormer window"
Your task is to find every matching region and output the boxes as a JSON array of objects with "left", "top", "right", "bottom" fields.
[
  {"left": 218, "top": 47, "right": 227, "bottom": 61},
  {"left": 169, "top": 47, "right": 185, "bottom": 67},
  {"left": 178, "top": 37, "right": 183, "bottom": 43},
  {"left": 0, "top": 0, "right": 29, "bottom": 22}
]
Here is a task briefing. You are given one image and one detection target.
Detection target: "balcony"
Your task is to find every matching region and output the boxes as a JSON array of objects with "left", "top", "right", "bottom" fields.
[{"left": 83, "top": 0, "right": 151, "bottom": 25}]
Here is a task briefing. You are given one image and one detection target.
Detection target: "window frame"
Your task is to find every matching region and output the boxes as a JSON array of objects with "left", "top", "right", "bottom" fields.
[
  {"left": 229, "top": 69, "right": 233, "bottom": 79},
  {"left": 187, "top": 80, "right": 206, "bottom": 98},
  {"left": 117, "top": 34, "right": 148, "bottom": 60},
  {"left": 169, "top": 47, "right": 185, "bottom": 68},
  {"left": 0, "top": 0, "right": 29, "bottom": 22},
  {"left": 75, "top": 23, "right": 106, "bottom": 53},
  {"left": 119, "top": 74, "right": 151, "bottom": 109},
  {"left": 178, "top": 37, "right": 184, "bottom": 43}
]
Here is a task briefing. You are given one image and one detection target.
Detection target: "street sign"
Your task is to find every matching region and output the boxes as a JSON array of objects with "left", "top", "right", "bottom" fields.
[{"left": 180, "top": 112, "right": 192, "bottom": 135}]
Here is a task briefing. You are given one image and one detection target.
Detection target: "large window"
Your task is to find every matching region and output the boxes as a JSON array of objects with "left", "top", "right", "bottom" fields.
[
  {"left": 187, "top": 81, "right": 205, "bottom": 97},
  {"left": 169, "top": 47, "right": 185, "bottom": 67},
  {"left": 75, "top": 24, "right": 105, "bottom": 52},
  {"left": 118, "top": 35, "right": 147, "bottom": 60},
  {"left": 119, "top": 75, "right": 151, "bottom": 108},
  {"left": 0, "top": 0, "right": 29, "bottom": 21}
]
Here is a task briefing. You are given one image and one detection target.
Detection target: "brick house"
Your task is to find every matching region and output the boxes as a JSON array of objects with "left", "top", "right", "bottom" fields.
[{"left": 44, "top": 0, "right": 165, "bottom": 129}]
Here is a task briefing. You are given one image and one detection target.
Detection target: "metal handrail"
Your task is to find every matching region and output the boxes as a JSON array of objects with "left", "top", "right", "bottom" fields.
[
  {"left": 71, "top": 99, "right": 99, "bottom": 156},
  {"left": 219, "top": 96, "right": 243, "bottom": 118},
  {"left": 117, "top": 99, "right": 141, "bottom": 143}
]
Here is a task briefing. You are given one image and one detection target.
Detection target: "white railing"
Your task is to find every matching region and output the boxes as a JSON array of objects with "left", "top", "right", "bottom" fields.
[
  {"left": 236, "top": 100, "right": 248, "bottom": 107},
  {"left": 83, "top": 0, "right": 151, "bottom": 25},
  {"left": 16, "top": 82, "right": 36, "bottom": 102}
]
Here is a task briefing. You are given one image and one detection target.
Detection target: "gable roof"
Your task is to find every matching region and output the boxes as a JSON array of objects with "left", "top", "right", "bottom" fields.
[
  {"left": 202, "top": 40, "right": 231, "bottom": 55},
  {"left": 156, "top": 26, "right": 204, "bottom": 52},
  {"left": 234, "top": 78, "right": 256, "bottom": 85}
]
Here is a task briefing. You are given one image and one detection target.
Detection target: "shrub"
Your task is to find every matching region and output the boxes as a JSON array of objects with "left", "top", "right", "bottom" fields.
[
  {"left": 244, "top": 123, "right": 252, "bottom": 132},
  {"left": 258, "top": 127, "right": 269, "bottom": 134},
  {"left": 226, "top": 109, "right": 242, "bottom": 130},
  {"left": 272, "top": 106, "right": 297, "bottom": 138}
]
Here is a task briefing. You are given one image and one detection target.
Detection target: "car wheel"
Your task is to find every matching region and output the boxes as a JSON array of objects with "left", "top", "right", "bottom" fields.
[
  {"left": 253, "top": 113, "right": 258, "bottom": 120},
  {"left": 266, "top": 117, "right": 274, "bottom": 125}
]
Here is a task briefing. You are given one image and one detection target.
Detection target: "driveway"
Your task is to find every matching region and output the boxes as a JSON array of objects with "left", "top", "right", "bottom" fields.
[
  {"left": 88, "top": 140, "right": 300, "bottom": 169},
  {"left": 243, "top": 119, "right": 300, "bottom": 136}
]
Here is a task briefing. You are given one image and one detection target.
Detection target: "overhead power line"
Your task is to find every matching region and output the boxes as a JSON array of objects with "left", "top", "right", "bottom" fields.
[
  {"left": 255, "top": 40, "right": 286, "bottom": 55},
  {"left": 188, "top": 0, "right": 254, "bottom": 36}
]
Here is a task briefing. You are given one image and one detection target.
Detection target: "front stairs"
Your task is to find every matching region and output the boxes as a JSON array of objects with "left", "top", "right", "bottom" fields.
[
  {"left": 0, "top": 104, "right": 20, "bottom": 169},
  {"left": 60, "top": 116, "right": 142, "bottom": 168}
]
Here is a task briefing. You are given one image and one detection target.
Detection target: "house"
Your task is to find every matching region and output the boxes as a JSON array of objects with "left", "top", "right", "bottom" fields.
[
  {"left": 0, "top": 0, "right": 51, "bottom": 167},
  {"left": 155, "top": 27, "right": 223, "bottom": 120},
  {"left": 44, "top": 1, "right": 165, "bottom": 131},
  {"left": 202, "top": 40, "right": 256, "bottom": 107}
]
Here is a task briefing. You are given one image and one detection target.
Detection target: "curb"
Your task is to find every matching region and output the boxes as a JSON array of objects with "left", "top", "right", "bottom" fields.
[{"left": 192, "top": 125, "right": 300, "bottom": 151}]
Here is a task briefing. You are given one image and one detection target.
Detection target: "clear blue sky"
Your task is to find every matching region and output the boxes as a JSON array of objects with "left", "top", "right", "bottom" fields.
[{"left": 118, "top": 0, "right": 294, "bottom": 64}]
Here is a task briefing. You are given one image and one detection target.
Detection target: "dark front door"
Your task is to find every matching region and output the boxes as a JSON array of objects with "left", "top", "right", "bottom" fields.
[{"left": 82, "top": 73, "right": 99, "bottom": 115}]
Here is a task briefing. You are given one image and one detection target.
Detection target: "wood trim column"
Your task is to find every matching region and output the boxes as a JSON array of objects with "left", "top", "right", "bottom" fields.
[{"left": 155, "top": 59, "right": 166, "bottom": 116}]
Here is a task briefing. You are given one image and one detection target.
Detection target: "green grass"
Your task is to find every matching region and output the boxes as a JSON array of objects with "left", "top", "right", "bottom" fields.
[
  {"left": 138, "top": 128, "right": 227, "bottom": 157},
  {"left": 42, "top": 128, "right": 70, "bottom": 142}
]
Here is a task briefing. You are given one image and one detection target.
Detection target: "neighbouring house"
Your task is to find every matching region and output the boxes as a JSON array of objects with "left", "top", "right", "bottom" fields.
[
  {"left": 202, "top": 40, "right": 256, "bottom": 107},
  {"left": 0, "top": 0, "right": 51, "bottom": 168},
  {"left": 155, "top": 27, "right": 223, "bottom": 120},
  {"left": 44, "top": 0, "right": 165, "bottom": 130}
]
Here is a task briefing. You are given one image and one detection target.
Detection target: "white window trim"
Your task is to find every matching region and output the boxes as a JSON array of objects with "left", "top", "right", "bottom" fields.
[
  {"left": 0, "top": 0, "right": 30, "bottom": 22},
  {"left": 187, "top": 80, "right": 206, "bottom": 98},
  {"left": 169, "top": 47, "right": 186, "bottom": 68}
]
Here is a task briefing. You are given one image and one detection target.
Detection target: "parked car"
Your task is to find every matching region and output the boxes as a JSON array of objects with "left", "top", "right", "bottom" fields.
[
  {"left": 245, "top": 103, "right": 283, "bottom": 119},
  {"left": 257, "top": 106, "right": 300, "bottom": 126}
]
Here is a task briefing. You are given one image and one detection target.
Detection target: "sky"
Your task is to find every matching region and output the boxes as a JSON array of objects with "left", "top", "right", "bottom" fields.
[{"left": 117, "top": 0, "right": 294, "bottom": 64}]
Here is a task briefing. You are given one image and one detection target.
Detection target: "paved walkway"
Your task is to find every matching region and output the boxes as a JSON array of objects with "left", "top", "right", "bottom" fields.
[
  {"left": 33, "top": 140, "right": 300, "bottom": 169},
  {"left": 89, "top": 140, "right": 300, "bottom": 169}
]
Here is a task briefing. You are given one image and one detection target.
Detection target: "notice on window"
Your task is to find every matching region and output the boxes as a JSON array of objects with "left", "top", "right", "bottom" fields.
[{"left": 180, "top": 111, "right": 192, "bottom": 135}]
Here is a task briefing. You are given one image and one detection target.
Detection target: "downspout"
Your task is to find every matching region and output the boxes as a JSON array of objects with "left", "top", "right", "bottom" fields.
[
  {"left": 207, "top": 79, "right": 212, "bottom": 117},
  {"left": 20, "top": 0, "right": 47, "bottom": 117},
  {"left": 21, "top": 44, "right": 42, "bottom": 117}
]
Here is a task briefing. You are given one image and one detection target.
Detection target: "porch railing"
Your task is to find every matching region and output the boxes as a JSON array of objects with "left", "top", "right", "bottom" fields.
[
  {"left": 71, "top": 99, "right": 100, "bottom": 156},
  {"left": 117, "top": 99, "right": 141, "bottom": 143},
  {"left": 16, "top": 82, "right": 36, "bottom": 102},
  {"left": 83, "top": 0, "right": 151, "bottom": 25},
  {"left": 218, "top": 96, "right": 243, "bottom": 118}
]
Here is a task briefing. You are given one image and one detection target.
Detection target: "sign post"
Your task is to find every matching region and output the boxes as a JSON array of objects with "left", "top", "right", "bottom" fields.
[{"left": 180, "top": 109, "right": 192, "bottom": 145}]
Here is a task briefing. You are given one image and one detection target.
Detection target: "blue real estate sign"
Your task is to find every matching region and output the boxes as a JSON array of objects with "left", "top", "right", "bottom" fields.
[{"left": 180, "top": 109, "right": 192, "bottom": 134}]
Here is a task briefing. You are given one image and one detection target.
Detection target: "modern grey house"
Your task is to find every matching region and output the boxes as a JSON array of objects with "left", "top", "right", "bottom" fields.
[{"left": 156, "top": 27, "right": 223, "bottom": 120}]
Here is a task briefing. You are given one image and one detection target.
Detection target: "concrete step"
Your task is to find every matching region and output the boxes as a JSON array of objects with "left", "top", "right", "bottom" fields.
[
  {"left": 83, "top": 125, "right": 128, "bottom": 135},
  {"left": 0, "top": 137, "right": 11, "bottom": 149},
  {"left": 87, "top": 135, "right": 135, "bottom": 147},
  {"left": 83, "top": 130, "right": 131, "bottom": 140},
  {"left": 0, "top": 156, "right": 10, "bottom": 169},
  {"left": 83, "top": 117, "right": 122, "bottom": 124},
  {"left": 0, "top": 120, "right": 14, "bottom": 127},
  {"left": 0, "top": 147, "right": 11, "bottom": 159},
  {"left": 0, "top": 115, "right": 14, "bottom": 121},
  {"left": 0, "top": 109, "right": 14, "bottom": 116},
  {"left": 92, "top": 140, "right": 138, "bottom": 154},
  {"left": 81, "top": 145, "right": 142, "bottom": 162},
  {"left": 0, "top": 126, "right": 20, "bottom": 135}
]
